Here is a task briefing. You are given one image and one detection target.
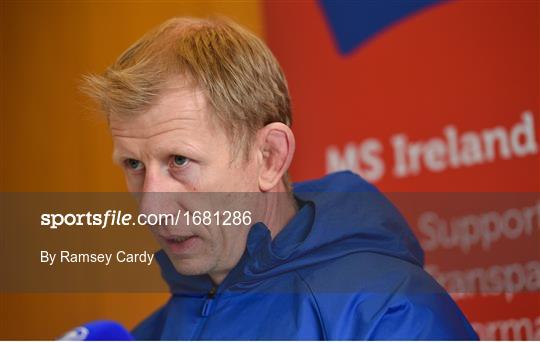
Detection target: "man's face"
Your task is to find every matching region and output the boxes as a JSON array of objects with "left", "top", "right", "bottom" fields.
[{"left": 110, "top": 77, "right": 260, "bottom": 282}]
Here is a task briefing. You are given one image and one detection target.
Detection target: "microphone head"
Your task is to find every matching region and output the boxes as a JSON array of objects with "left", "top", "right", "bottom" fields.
[{"left": 58, "top": 320, "right": 133, "bottom": 341}]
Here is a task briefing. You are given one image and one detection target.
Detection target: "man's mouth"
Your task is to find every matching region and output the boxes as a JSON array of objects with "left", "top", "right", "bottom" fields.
[
  {"left": 169, "top": 235, "right": 192, "bottom": 243},
  {"left": 162, "top": 235, "right": 200, "bottom": 255}
]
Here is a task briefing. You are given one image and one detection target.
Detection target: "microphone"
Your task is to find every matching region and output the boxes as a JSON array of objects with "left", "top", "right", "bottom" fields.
[{"left": 58, "top": 320, "right": 134, "bottom": 340}]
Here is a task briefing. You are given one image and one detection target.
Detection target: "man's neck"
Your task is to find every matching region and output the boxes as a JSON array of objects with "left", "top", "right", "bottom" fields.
[
  {"left": 208, "top": 189, "right": 299, "bottom": 286},
  {"left": 263, "top": 191, "right": 299, "bottom": 239}
]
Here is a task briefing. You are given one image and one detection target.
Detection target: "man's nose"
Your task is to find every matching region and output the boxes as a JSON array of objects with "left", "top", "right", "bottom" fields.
[
  {"left": 141, "top": 166, "right": 169, "bottom": 193},
  {"left": 138, "top": 167, "right": 176, "bottom": 219}
]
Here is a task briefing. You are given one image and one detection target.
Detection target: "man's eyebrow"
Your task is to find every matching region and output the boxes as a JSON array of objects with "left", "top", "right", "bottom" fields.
[
  {"left": 111, "top": 150, "right": 131, "bottom": 165},
  {"left": 111, "top": 129, "right": 205, "bottom": 164}
]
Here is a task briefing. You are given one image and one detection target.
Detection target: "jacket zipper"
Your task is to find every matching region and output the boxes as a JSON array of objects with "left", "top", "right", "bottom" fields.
[
  {"left": 192, "top": 286, "right": 217, "bottom": 339},
  {"left": 201, "top": 286, "right": 216, "bottom": 317}
]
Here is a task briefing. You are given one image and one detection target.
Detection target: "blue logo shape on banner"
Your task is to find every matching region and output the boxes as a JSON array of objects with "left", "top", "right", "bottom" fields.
[{"left": 319, "top": 0, "right": 440, "bottom": 55}]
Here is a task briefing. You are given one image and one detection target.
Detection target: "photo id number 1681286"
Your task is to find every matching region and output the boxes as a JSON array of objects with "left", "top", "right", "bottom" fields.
[{"left": 183, "top": 210, "right": 252, "bottom": 227}]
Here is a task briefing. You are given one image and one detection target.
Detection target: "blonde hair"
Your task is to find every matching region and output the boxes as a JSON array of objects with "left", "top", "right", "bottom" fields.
[{"left": 83, "top": 17, "right": 293, "bottom": 188}]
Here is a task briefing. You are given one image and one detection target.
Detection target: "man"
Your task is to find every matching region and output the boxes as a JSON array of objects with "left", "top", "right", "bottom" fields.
[{"left": 84, "top": 17, "right": 478, "bottom": 340}]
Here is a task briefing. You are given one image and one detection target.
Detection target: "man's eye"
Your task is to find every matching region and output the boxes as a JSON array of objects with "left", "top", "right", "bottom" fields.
[
  {"left": 125, "top": 158, "right": 144, "bottom": 171},
  {"left": 171, "top": 155, "right": 190, "bottom": 167}
]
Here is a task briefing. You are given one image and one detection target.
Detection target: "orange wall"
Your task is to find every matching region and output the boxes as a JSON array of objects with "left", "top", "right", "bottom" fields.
[{"left": 0, "top": 1, "right": 262, "bottom": 339}]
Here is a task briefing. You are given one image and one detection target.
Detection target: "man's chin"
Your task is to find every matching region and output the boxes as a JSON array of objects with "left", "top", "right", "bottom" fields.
[{"left": 167, "top": 254, "right": 212, "bottom": 276}]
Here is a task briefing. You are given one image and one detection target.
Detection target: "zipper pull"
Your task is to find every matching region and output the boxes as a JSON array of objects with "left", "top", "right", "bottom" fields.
[{"left": 201, "top": 286, "right": 216, "bottom": 317}]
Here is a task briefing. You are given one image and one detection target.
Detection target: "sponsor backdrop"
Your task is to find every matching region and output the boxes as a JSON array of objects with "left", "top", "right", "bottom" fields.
[
  {"left": 264, "top": 1, "right": 539, "bottom": 340},
  {"left": 1, "top": 0, "right": 538, "bottom": 339}
]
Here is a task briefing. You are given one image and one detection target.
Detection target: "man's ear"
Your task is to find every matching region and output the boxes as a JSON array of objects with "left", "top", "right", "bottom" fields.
[{"left": 256, "top": 122, "right": 295, "bottom": 192}]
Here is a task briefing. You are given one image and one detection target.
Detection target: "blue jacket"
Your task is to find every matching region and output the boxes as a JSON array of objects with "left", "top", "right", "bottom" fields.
[{"left": 132, "top": 171, "right": 478, "bottom": 340}]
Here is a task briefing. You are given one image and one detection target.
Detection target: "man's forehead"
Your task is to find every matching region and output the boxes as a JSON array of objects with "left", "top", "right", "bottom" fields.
[{"left": 109, "top": 84, "right": 212, "bottom": 138}]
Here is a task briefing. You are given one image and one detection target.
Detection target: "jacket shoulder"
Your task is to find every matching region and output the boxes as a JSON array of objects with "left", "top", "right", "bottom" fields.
[{"left": 296, "top": 252, "right": 478, "bottom": 340}]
